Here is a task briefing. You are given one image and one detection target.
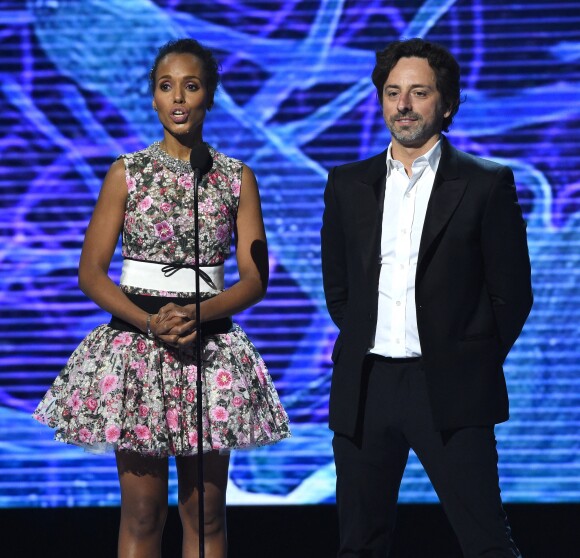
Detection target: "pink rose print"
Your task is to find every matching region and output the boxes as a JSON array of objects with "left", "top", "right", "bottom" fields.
[
  {"left": 126, "top": 176, "right": 136, "bottom": 192},
  {"left": 67, "top": 390, "right": 83, "bottom": 413},
  {"left": 136, "top": 339, "right": 147, "bottom": 354},
  {"left": 134, "top": 424, "right": 152, "bottom": 440},
  {"left": 85, "top": 398, "right": 98, "bottom": 411},
  {"left": 78, "top": 428, "right": 93, "bottom": 443},
  {"left": 161, "top": 202, "right": 172, "bottom": 213},
  {"left": 171, "top": 386, "right": 182, "bottom": 399},
  {"left": 178, "top": 174, "right": 193, "bottom": 190},
  {"left": 215, "top": 224, "right": 229, "bottom": 243},
  {"left": 154, "top": 221, "right": 174, "bottom": 241},
  {"left": 112, "top": 332, "right": 132, "bottom": 352},
  {"left": 166, "top": 408, "right": 179, "bottom": 431},
  {"left": 130, "top": 360, "right": 147, "bottom": 380},
  {"left": 138, "top": 195, "right": 153, "bottom": 212},
  {"left": 231, "top": 177, "right": 241, "bottom": 197},
  {"left": 99, "top": 374, "right": 119, "bottom": 394},
  {"left": 215, "top": 369, "right": 233, "bottom": 389},
  {"left": 138, "top": 404, "right": 149, "bottom": 417},
  {"left": 200, "top": 198, "right": 215, "bottom": 214},
  {"left": 232, "top": 395, "right": 244, "bottom": 408},
  {"left": 187, "top": 366, "right": 197, "bottom": 383},
  {"left": 105, "top": 424, "right": 121, "bottom": 443},
  {"left": 211, "top": 406, "right": 229, "bottom": 422},
  {"left": 188, "top": 431, "right": 198, "bottom": 446},
  {"left": 212, "top": 433, "right": 223, "bottom": 449},
  {"left": 186, "top": 389, "right": 196, "bottom": 403},
  {"left": 254, "top": 365, "right": 266, "bottom": 386},
  {"left": 126, "top": 215, "right": 135, "bottom": 226}
]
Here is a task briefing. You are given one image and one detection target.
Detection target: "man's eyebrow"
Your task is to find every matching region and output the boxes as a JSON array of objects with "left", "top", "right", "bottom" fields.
[{"left": 385, "top": 83, "right": 434, "bottom": 89}]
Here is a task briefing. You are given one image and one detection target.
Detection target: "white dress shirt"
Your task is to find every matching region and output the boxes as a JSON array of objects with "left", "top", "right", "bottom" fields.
[{"left": 369, "top": 139, "right": 442, "bottom": 358}]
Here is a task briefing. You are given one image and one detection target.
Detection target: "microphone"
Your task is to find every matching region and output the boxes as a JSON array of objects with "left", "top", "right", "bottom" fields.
[{"left": 189, "top": 144, "right": 213, "bottom": 178}]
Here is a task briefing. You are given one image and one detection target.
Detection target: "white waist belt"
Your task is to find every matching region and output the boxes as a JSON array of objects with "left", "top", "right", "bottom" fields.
[{"left": 120, "top": 260, "right": 224, "bottom": 293}]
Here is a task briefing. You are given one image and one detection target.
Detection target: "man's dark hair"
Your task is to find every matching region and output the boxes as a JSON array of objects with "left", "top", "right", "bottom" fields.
[
  {"left": 371, "top": 38, "right": 462, "bottom": 132},
  {"left": 149, "top": 38, "right": 220, "bottom": 109}
]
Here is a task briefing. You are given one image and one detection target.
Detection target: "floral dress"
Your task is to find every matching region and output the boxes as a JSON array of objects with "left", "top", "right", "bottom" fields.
[{"left": 33, "top": 143, "right": 291, "bottom": 456}]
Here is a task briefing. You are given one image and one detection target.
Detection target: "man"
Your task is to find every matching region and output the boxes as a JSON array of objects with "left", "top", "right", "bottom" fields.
[{"left": 321, "top": 38, "right": 532, "bottom": 557}]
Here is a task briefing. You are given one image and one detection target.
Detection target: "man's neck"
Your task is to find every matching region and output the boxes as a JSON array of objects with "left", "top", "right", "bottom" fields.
[{"left": 391, "top": 134, "right": 441, "bottom": 177}]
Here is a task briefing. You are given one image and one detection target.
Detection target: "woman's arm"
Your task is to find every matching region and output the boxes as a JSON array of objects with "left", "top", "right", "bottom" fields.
[
  {"left": 79, "top": 159, "right": 180, "bottom": 338},
  {"left": 166, "top": 164, "right": 269, "bottom": 347}
]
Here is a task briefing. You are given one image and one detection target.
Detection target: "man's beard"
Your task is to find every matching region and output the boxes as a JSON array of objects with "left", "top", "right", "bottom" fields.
[{"left": 387, "top": 111, "right": 442, "bottom": 147}]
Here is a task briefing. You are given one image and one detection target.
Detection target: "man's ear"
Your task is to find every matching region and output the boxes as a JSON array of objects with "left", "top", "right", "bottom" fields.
[{"left": 444, "top": 100, "right": 458, "bottom": 119}]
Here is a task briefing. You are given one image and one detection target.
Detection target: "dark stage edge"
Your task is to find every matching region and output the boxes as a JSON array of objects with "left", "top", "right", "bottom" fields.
[{"left": 3, "top": 504, "right": 577, "bottom": 557}]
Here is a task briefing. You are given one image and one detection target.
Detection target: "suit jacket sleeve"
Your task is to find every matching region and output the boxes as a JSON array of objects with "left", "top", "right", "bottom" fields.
[
  {"left": 321, "top": 166, "right": 347, "bottom": 330},
  {"left": 481, "top": 165, "right": 533, "bottom": 360}
]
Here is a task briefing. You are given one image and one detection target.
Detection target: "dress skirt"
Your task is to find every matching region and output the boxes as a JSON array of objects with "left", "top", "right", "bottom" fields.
[{"left": 33, "top": 320, "right": 291, "bottom": 456}]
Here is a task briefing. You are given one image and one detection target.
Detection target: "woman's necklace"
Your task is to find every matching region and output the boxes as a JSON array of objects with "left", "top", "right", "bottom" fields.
[{"left": 149, "top": 141, "right": 192, "bottom": 175}]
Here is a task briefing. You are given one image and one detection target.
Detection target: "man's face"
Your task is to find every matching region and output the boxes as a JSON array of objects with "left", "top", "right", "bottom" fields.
[{"left": 381, "top": 56, "right": 451, "bottom": 150}]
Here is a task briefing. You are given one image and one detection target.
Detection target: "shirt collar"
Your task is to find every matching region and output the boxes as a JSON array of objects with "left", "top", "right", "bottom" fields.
[{"left": 386, "top": 138, "right": 442, "bottom": 174}]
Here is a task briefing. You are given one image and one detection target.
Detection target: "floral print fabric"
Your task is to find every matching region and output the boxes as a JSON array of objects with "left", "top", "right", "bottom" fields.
[
  {"left": 123, "top": 144, "right": 240, "bottom": 267},
  {"left": 33, "top": 145, "right": 291, "bottom": 455}
]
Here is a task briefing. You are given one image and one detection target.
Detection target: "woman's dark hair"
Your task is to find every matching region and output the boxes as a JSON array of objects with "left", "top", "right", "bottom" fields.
[
  {"left": 149, "top": 38, "right": 220, "bottom": 109},
  {"left": 371, "top": 38, "right": 462, "bottom": 132}
]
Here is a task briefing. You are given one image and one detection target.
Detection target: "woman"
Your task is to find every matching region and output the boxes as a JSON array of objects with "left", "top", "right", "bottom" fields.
[{"left": 33, "top": 38, "right": 291, "bottom": 557}]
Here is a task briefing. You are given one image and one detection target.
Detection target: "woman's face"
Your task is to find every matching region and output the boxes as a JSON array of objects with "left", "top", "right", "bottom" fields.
[{"left": 152, "top": 52, "right": 209, "bottom": 142}]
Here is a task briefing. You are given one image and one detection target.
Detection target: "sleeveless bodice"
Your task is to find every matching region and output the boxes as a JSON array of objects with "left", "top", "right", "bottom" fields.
[{"left": 120, "top": 144, "right": 242, "bottom": 266}]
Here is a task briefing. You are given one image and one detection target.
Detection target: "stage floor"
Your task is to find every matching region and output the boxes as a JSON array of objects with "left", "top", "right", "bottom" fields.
[{"left": 2, "top": 504, "right": 577, "bottom": 557}]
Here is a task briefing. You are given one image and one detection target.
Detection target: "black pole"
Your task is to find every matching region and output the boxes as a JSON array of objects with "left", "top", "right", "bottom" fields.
[
  {"left": 193, "top": 164, "right": 205, "bottom": 557},
  {"left": 189, "top": 144, "right": 213, "bottom": 558}
]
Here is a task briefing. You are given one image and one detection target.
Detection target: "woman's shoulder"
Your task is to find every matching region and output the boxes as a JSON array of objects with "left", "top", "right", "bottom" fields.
[
  {"left": 208, "top": 145, "right": 244, "bottom": 174},
  {"left": 116, "top": 145, "right": 154, "bottom": 166}
]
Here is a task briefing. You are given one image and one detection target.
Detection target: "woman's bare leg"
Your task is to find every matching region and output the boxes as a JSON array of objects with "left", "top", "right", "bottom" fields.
[
  {"left": 176, "top": 451, "right": 230, "bottom": 558},
  {"left": 116, "top": 451, "right": 169, "bottom": 558}
]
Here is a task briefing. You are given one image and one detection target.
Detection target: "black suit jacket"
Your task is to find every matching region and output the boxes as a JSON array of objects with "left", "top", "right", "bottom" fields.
[{"left": 321, "top": 136, "right": 533, "bottom": 437}]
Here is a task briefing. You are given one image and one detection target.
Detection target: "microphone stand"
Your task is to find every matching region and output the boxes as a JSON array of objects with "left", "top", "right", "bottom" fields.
[
  {"left": 190, "top": 144, "right": 212, "bottom": 558},
  {"left": 192, "top": 163, "right": 205, "bottom": 557}
]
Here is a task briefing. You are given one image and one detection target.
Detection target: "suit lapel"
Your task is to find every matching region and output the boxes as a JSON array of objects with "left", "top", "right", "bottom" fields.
[
  {"left": 356, "top": 151, "right": 387, "bottom": 279},
  {"left": 417, "top": 138, "right": 467, "bottom": 276}
]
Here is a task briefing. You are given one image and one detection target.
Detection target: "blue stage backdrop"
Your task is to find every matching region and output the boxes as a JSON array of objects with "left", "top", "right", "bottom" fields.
[{"left": 0, "top": 0, "right": 578, "bottom": 507}]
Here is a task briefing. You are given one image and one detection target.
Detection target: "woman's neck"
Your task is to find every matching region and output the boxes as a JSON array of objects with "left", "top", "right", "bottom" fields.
[{"left": 160, "top": 134, "right": 204, "bottom": 161}]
